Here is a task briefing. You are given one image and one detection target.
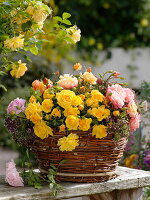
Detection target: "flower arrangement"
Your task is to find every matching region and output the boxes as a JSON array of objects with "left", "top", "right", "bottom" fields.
[{"left": 5, "top": 66, "right": 141, "bottom": 152}]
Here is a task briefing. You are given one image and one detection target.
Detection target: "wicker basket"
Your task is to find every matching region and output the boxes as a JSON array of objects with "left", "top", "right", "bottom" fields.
[{"left": 29, "top": 130, "right": 127, "bottom": 183}]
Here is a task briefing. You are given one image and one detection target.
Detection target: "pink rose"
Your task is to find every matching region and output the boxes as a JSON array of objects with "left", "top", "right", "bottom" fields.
[
  {"left": 129, "top": 114, "right": 140, "bottom": 132},
  {"left": 124, "top": 88, "right": 135, "bottom": 103},
  {"left": 106, "top": 84, "right": 126, "bottom": 109},
  {"left": 57, "top": 74, "right": 78, "bottom": 89},
  {"left": 5, "top": 160, "right": 24, "bottom": 187}
]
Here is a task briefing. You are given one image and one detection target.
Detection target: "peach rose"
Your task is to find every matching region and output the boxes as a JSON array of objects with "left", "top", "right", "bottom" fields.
[
  {"left": 5, "top": 160, "right": 24, "bottom": 187},
  {"left": 57, "top": 74, "right": 78, "bottom": 89},
  {"left": 106, "top": 84, "right": 126, "bottom": 109},
  {"left": 129, "top": 114, "right": 140, "bottom": 132},
  {"left": 124, "top": 88, "right": 135, "bottom": 103},
  {"left": 82, "top": 72, "right": 97, "bottom": 85},
  {"left": 32, "top": 80, "right": 46, "bottom": 93},
  {"left": 127, "top": 100, "right": 138, "bottom": 117}
]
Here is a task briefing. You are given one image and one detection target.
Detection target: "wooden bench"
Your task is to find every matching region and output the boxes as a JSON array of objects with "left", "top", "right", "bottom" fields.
[{"left": 0, "top": 167, "right": 150, "bottom": 200}]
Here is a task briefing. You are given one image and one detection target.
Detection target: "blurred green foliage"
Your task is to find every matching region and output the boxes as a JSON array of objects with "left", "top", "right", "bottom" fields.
[{"left": 55, "top": 0, "right": 150, "bottom": 51}]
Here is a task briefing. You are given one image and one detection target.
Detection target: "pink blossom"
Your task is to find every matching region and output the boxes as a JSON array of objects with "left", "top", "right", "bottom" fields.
[
  {"left": 7, "top": 98, "right": 26, "bottom": 114},
  {"left": 5, "top": 160, "right": 24, "bottom": 187},
  {"left": 129, "top": 114, "right": 140, "bottom": 132},
  {"left": 124, "top": 88, "right": 135, "bottom": 103},
  {"left": 57, "top": 74, "right": 78, "bottom": 89},
  {"left": 106, "top": 84, "right": 126, "bottom": 109}
]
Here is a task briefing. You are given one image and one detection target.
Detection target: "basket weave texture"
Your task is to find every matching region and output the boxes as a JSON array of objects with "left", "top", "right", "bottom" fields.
[{"left": 29, "top": 130, "right": 127, "bottom": 183}]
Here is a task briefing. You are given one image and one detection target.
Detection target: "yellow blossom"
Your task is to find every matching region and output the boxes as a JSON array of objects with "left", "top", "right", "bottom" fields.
[
  {"left": 42, "top": 99, "right": 54, "bottom": 113},
  {"left": 51, "top": 108, "right": 61, "bottom": 118},
  {"left": 92, "top": 125, "right": 107, "bottom": 139},
  {"left": 10, "top": 60, "right": 27, "bottom": 78},
  {"left": 4, "top": 36, "right": 24, "bottom": 51},
  {"left": 26, "top": 4, "right": 51, "bottom": 23},
  {"left": 72, "top": 96, "right": 83, "bottom": 106},
  {"left": 79, "top": 94, "right": 85, "bottom": 101},
  {"left": 30, "top": 112, "right": 42, "bottom": 124},
  {"left": 82, "top": 72, "right": 97, "bottom": 84},
  {"left": 73, "top": 63, "right": 82, "bottom": 71},
  {"left": 43, "top": 89, "right": 54, "bottom": 99},
  {"left": 34, "top": 120, "right": 53, "bottom": 139},
  {"left": 66, "top": 26, "right": 81, "bottom": 43},
  {"left": 79, "top": 118, "right": 92, "bottom": 131},
  {"left": 56, "top": 90, "right": 76, "bottom": 109},
  {"left": 65, "top": 115, "right": 79, "bottom": 130},
  {"left": 64, "top": 107, "right": 79, "bottom": 117},
  {"left": 29, "top": 95, "right": 36, "bottom": 103},
  {"left": 59, "top": 124, "right": 66, "bottom": 132},
  {"left": 88, "top": 105, "right": 110, "bottom": 121},
  {"left": 124, "top": 154, "right": 138, "bottom": 168},
  {"left": 25, "top": 102, "right": 42, "bottom": 123},
  {"left": 91, "top": 90, "right": 105, "bottom": 102},
  {"left": 113, "top": 111, "right": 120, "bottom": 116},
  {"left": 78, "top": 104, "right": 84, "bottom": 111},
  {"left": 57, "top": 133, "right": 79, "bottom": 151}
]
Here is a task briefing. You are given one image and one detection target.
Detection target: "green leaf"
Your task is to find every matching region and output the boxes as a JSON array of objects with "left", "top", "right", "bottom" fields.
[
  {"left": 0, "top": 84, "right": 7, "bottom": 91},
  {"left": 53, "top": 16, "right": 62, "bottom": 22},
  {"left": 58, "top": 159, "right": 68, "bottom": 166},
  {"left": 62, "top": 19, "right": 72, "bottom": 25},
  {"left": 62, "top": 12, "right": 71, "bottom": 19},
  {"left": 29, "top": 46, "right": 38, "bottom": 55},
  {"left": 22, "top": 21, "right": 32, "bottom": 32}
]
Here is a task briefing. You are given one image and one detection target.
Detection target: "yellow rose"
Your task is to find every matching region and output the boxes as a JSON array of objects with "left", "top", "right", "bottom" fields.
[
  {"left": 88, "top": 106, "right": 110, "bottom": 121},
  {"left": 42, "top": 99, "right": 54, "bottom": 113},
  {"left": 72, "top": 96, "right": 83, "bottom": 106},
  {"left": 30, "top": 112, "right": 42, "bottom": 124},
  {"left": 65, "top": 115, "right": 79, "bottom": 130},
  {"left": 57, "top": 133, "right": 79, "bottom": 151},
  {"left": 51, "top": 108, "right": 61, "bottom": 118},
  {"left": 4, "top": 36, "right": 24, "bottom": 51},
  {"left": 91, "top": 90, "right": 105, "bottom": 102},
  {"left": 25, "top": 102, "right": 42, "bottom": 123},
  {"left": 66, "top": 26, "right": 81, "bottom": 43},
  {"left": 73, "top": 63, "right": 82, "bottom": 71},
  {"left": 10, "top": 60, "right": 27, "bottom": 78},
  {"left": 78, "top": 104, "right": 84, "bottom": 111},
  {"left": 92, "top": 125, "right": 107, "bottom": 139},
  {"left": 79, "top": 94, "right": 85, "bottom": 101},
  {"left": 56, "top": 90, "right": 76, "bottom": 108},
  {"left": 29, "top": 95, "right": 36, "bottom": 103},
  {"left": 113, "top": 110, "right": 120, "bottom": 116},
  {"left": 64, "top": 107, "right": 79, "bottom": 117},
  {"left": 43, "top": 89, "right": 54, "bottom": 99},
  {"left": 79, "top": 118, "right": 92, "bottom": 131},
  {"left": 86, "top": 98, "right": 99, "bottom": 108},
  {"left": 59, "top": 124, "right": 66, "bottom": 132},
  {"left": 82, "top": 72, "right": 97, "bottom": 84},
  {"left": 34, "top": 120, "right": 53, "bottom": 139}
]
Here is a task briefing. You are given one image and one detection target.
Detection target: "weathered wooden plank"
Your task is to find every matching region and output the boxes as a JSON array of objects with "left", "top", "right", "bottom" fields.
[{"left": 0, "top": 167, "right": 149, "bottom": 200}]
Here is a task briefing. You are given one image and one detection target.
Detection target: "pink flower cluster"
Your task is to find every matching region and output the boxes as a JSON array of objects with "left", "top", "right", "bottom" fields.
[
  {"left": 7, "top": 98, "right": 26, "bottom": 114},
  {"left": 106, "top": 84, "right": 140, "bottom": 132},
  {"left": 5, "top": 160, "right": 24, "bottom": 187}
]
